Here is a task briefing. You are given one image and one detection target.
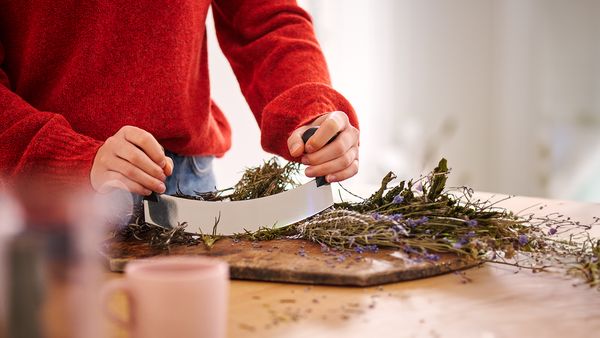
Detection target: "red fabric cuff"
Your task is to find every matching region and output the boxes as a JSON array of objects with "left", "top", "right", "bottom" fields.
[{"left": 16, "top": 114, "right": 103, "bottom": 190}]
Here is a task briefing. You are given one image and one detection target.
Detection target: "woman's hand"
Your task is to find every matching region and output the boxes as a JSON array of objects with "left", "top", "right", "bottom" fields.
[
  {"left": 287, "top": 111, "right": 359, "bottom": 183},
  {"left": 90, "top": 126, "right": 174, "bottom": 195}
]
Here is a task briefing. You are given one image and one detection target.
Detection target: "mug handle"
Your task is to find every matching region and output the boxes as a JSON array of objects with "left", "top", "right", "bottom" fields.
[{"left": 100, "top": 279, "right": 135, "bottom": 331}]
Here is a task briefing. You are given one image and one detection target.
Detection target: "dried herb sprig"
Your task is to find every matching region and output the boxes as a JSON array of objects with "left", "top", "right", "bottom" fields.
[
  {"left": 229, "top": 158, "right": 301, "bottom": 201},
  {"left": 199, "top": 212, "right": 222, "bottom": 249},
  {"left": 233, "top": 225, "right": 299, "bottom": 242},
  {"left": 171, "top": 157, "right": 301, "bottom": 202},
  {"left": 568, "top": 237, "right": 600, "bottom": 288},
  {"left": 113, "top": 219, "right": 199, "bottom": 248}
]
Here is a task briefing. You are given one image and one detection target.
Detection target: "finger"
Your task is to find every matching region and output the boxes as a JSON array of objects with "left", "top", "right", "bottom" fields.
[
  {"left": 325, "top": 159, "right": 359, "bottom": 183},
  {"left": 111, "top": 157, "right": 166, "bottom": 193},
  {"left": 100, "top": 172, "right": 152, "bottom": 196},
  {"left": 305, "top": 112, "right": 349, "bottom": 153},
  {"left": 121, "top": 126, "right": 168, "bottom": 167},
  {"left": 301, "top": 127, "right": 358, "bottom": 165},
  {"left": 163, "top": 157, "right": 174, "bottom": 176},
  {"left": 114, "top": 142, "right": 166, "bottom": 181},
  {"left": 305, "top": 146, "right": 359, "bottom": 178},
  {"left": 287, "top": 125, "right": 312, "bottom": 157},
  {"left": 308, "top": 113, "right": 329, "bottom": 126}
]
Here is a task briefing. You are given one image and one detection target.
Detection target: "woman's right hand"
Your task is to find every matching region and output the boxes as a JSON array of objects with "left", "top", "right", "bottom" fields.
[{"left": 90, "top": 126, "right": 174, "bottom": 195}]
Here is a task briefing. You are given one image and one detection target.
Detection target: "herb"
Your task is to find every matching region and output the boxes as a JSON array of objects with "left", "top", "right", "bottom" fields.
[
  {"left": 199, "top": 213, "right": 221, "bottom": 249},
  {"left": 114, "top": 219, "right": 199, "bottom": 248},
  {"left": 170, "top": 157, "right": 300, "bottom": 202},
  {"left": 568, "top": 237, "right": 600, "bottom": 288},
  {"left": 296, "top": 159, "right": 529, "bottom": 260},
  {"left": 115, "top": 157, "right": 600, "bottom": 290},
  {"left": 229, "top": 158, "right": 300, "bottom": 201}
]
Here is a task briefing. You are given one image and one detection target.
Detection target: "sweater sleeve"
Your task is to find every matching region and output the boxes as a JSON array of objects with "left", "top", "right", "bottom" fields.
[
  {"left": 0, "top": 43, "right": 103, "bottom": 187},
  {"left": 211, "top": 0, "right": 359, "bottom": 161}
]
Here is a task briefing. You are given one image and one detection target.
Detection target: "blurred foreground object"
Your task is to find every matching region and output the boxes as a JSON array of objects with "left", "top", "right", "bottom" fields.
[
  {"left": 0, "top": 192, "right": 23, "bottom": 338},
  {"left": 102, "top": 256, "right": 230, "bottom": 338},
  {"left": 3, "top": 179, "right": 132, "bottom": 338}
]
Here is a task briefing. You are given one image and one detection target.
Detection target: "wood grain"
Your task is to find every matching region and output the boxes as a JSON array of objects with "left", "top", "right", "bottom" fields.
[{"left": 101, "top": 238, "right": 479, "bottom": 286}]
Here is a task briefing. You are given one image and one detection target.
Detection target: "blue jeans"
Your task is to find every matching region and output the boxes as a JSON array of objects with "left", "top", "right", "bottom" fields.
[{"left": 164, "top": 151, "right": 217, "bottom": 195}]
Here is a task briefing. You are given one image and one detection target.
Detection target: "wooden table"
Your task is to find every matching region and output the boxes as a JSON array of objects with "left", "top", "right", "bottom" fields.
[{"left": 105, "top": 193, "right": 600, "bottom": 338}]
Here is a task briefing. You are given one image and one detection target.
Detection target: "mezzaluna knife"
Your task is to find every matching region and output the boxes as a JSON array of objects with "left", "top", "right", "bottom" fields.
[{"left": 143, "top": 127, "right": 334, "bottom": 235}]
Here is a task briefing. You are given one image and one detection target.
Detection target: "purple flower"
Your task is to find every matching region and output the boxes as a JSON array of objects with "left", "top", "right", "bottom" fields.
[
  {"left": 453, "top": 237, "right": 469, "bottom": 249},
  {"left": 407, "top": 216, "right": 429, "bottom": 228},
  {"left": 365, "top": 244, "right": 379, "bottom": 253},
  {"left": 354, "top": 245, "right": 365, "bottom": 254},
  {"left": 467, "top": 231, "right": 476, "bottom": 238},
  {"left": 336, "top": 255, "right": 346, "bottom": 262},
  {"left": 403, "top": 245, "right": 419, "bottom": 254},
  {"left": 548, "top": 228, "right": 557, "bottom": 235},
  {"left": 518, "top": 234, "right": 528, "bottom": 246},
  {"left": 392, "top": 195, "right": 404, "bottom": 204},
  {"left": 372, "top": 212, "right": 382, "bottom": 220},
  {"left": 424, "top": 253, "right": 440, "bottom": 261},
  {"left": 414, "top": 182, "right": 423, "bottom": 192},
  {"left": 391, "top": 224, "right": 407, "bottom": 236},
  {"left": 391, "top": 213, "right": 404, "bottom": 222},
  {"left": 298, "top": 248, "right": 307, "bottom": 257},
  {"left": 466, "top": 219, "right": 478, "bottom": 227},
  {"left": 320, "top": 243, "right": 330, "bottom": 252}
]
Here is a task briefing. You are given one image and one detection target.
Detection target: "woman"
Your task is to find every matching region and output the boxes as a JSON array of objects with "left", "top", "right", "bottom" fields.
[{"left": 0, "top": 0, "right": 359, "bottom": 195}]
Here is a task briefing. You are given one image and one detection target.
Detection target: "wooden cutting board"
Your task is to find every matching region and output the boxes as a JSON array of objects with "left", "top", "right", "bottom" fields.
[{"left": 102, "top": 238, "right": 479, "bottom": 286}]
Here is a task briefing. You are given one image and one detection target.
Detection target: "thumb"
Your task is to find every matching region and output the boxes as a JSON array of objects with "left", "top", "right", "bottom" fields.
[
  {"left": 163, "top": 157, "right": 174, "bottom": 176},
  {"left": 287, "top": 125, "right": 312, "bottom": 158}
]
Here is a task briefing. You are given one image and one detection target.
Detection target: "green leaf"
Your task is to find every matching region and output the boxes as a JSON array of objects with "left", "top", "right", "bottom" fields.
[{"left": 427, "top": 158, "right": 448, "bottom": 201}]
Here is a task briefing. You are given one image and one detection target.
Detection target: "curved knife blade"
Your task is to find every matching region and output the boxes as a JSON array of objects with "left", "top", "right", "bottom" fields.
[{"left": 143, "top": 179, "right": 333, "bottom": 235}]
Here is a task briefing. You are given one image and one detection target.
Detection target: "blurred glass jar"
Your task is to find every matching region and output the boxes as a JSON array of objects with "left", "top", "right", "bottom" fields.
[
  {"left": 4, "top": 179, "right": 132, "bottom": 338},
  {"left": 0, "top": 191, "right": 24, "bottom": 338}
]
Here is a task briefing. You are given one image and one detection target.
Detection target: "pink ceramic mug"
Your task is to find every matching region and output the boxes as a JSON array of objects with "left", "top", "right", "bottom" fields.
[{"left": 102, "top": 256, "right": 229, "bottom": 338}]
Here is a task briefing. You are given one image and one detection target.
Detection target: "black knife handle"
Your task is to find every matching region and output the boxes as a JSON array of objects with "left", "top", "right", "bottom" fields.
[
  {"left": 301, "top": 127, "right": 338, "bottom": 187},
  {"left": 144, "top": 192, "right": 160, "bottom": 202}
]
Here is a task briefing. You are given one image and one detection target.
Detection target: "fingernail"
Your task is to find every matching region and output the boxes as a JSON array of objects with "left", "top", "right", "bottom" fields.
[
  {"left": 143, "top": 189, "right": 152, "bottom": 196},
  {"left": 301, "top": 157, "right": 310, "bottom": 165},
  {"left": 305, "top": 168, "right": 313, "bottom": 177},
  {"left": 291, "top": 142, "right": 302, "bottom": 155},
  {"left": 160, "top": 173, "right": 167, "bottom": 181},
  {"left": 157, "top": 183, "right": 166, "bottom": 193},
  {"left": 159, "top": 160, "right": 167, "bottom": 168},
  {"left": 327, "top": 175, "right": 336, "bottom": 182}
]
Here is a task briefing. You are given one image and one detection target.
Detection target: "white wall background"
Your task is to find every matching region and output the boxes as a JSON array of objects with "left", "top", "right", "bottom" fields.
[{"left": 208, "top": 0, "right": 600, "bottom": 202}]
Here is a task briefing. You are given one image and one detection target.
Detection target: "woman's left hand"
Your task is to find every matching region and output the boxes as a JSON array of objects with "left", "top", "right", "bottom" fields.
[{"left": 287, "top": 111, "right": 359, "bottom": 183}]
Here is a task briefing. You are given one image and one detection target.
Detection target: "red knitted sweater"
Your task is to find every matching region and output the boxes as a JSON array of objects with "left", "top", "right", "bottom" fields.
[{"left": 0, "top": 0, "right": 357, "bottom": 187}]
